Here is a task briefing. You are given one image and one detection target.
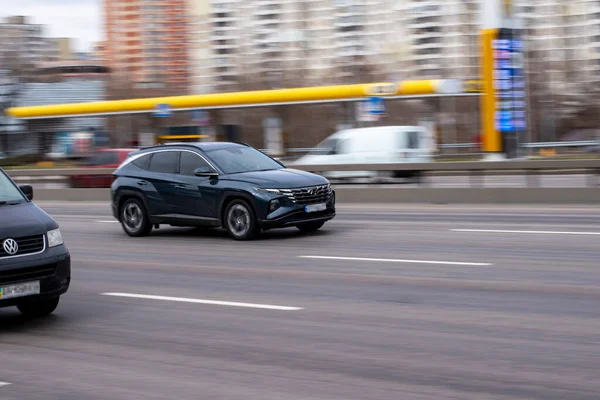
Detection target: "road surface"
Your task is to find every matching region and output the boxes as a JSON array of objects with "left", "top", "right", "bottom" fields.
[{"left": 1, "top": 202, "right": 599, "bottom": 399}]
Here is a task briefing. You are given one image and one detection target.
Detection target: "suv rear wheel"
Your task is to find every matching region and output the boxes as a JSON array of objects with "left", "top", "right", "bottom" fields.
[
  {"left": 224, "top": 199, "right": 260, "bottom": 240},
  {"left": 121, "top": 198, "right": 152, "bottom": 237}
]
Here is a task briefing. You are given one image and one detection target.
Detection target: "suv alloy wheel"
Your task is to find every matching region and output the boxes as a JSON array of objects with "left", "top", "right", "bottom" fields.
[
  {"left": 121, "top": 198, "right": 152, "bottom": 237},
  {"left": 224, "top": 199, "right": 260, "bottom": 240}
]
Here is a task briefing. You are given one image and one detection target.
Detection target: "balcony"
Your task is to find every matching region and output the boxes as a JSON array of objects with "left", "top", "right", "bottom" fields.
[
  {"left": 333, "top": 29, "right": 367, "bottom": 38},
  {"left": 212, "top": 57, "right": 236, "bottom": 67},
  {"left": 212, "top": 31, "right": 237, "bottom": 41},
  {"left": 334, "top": 16, "right": 364, "bottom": 28},
  {"left": 212, "top": 43, "right": 238, "bottom": 50},
  {"left": 210, "top": 14, "right": 239, "bottom": 23},
  {"left": 412, "top": 43, "right": 444, "bottom": 53},
  {"left": 254, "top": 18, "right": 284, "bottom": 26},
  {"left": 254, "top": 6, "right": 282, "bottom": 16},
  {"left": 336, "top": 48, "right": 367, "bottom": 58},
  {"left": 412, "top": 18, "right": 443, "bottom": 29},
  {"left": 335, "top": 38, "right": 363, "bottom": 48},
  {"left": 256, "top": 0, "right": 280, "bottom": 7}
]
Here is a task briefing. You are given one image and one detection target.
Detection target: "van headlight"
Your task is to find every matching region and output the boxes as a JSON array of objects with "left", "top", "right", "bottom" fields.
[{"left": 47, "top": 228, "right": 64, "bottom": 248}]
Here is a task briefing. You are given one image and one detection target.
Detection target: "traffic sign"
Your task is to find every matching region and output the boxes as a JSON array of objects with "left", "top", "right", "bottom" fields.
[
  {"left": 357, "top": 97, "right": 386, "bottom": 122},
  {"left": 367, "top": 96, "right": 386, "bottom": 115},
  {"left": 365, "top": 83, "right": 398, "bottom": 96},
  {"left": 154, "top": 103, "right": 172, "bottom": 118}
]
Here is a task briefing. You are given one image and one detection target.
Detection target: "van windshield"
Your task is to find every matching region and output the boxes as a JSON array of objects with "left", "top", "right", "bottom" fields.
[
  {"left": 0, "top": 170, "right": 26, "bottom": 204},
  {"left": 309, "top": 138, "right": 342, "bottom": 155}
]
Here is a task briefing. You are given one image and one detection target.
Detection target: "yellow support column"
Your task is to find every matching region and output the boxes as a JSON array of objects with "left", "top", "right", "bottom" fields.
[
  {"left": 480, "top": 28, "right": 500, "bottom": 154},
  {"left": 480, "top": 0, "right": 506, "bottom": 160}
]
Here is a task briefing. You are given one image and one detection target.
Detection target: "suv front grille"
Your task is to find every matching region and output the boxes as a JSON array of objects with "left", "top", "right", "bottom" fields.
[
  {"left": 0, "top": 235, "right": 46, "bottom": 258},
  {"left": 280, "top": 185, "right": 332, "bottom": 205},
  {"left": 0, "top": 263, "right": 57, "bottom": 285}
]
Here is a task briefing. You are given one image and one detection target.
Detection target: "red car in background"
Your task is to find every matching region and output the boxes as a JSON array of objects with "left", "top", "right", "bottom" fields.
[{"left": 69, "top": 148, "right": 135, "bottom": 188}]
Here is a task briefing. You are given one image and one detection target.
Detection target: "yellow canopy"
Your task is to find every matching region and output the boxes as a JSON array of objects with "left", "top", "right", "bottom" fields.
[{"left": 6, "top": 79, "right": 465, "bottom": 120}]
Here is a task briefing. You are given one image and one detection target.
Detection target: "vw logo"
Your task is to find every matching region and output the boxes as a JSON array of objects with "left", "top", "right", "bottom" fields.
[{"left": 3, "top": 238, "right": 18, "bottom": 255}]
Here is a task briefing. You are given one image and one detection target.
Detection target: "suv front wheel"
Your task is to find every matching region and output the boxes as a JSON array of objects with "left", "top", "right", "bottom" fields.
[{"left": 224, "top": 199, "right": 260, "bottom": 240}]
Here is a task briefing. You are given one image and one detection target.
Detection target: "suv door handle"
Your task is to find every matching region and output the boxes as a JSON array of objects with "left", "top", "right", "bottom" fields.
[
  {"left": 137, "top": 180, "right": 148, "bottom": 186},
  {"left": 174, "top": 184, "right": 186, "bottom": 190}
]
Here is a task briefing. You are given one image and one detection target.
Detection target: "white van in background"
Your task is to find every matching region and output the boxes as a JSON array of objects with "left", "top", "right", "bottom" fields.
[{"left": 292, "top": 125, "right": 435, "bottom": 181}]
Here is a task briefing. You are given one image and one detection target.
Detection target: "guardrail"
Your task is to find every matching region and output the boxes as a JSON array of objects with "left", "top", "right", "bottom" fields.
[
  {"left": 293, "top": 159, "right": 600, "bottom": 187},
  {"left": 276, "top": 141, "right": 600, "bottom": 153},
  {"left": 6, "top": 160, "right": 600, "bottom": 204},
  {"left": 5, "top": 159, "right": 600, "bottom": 187}
]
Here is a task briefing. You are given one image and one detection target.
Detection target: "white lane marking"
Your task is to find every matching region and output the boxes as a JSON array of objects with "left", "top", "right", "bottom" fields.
[
  {"left": 0, "top": 382, "right": 11, "bottom": 387},
  {"left": 452, "top": 229, "right": 600, "bottom": 236},
  {"left": 96, "top": 220, "right": 119, "bottom": 223},
  {"left": 300, "top": 255, "right": 492, "bottom": 267},
  {"left": 101, "top": 292, "right": 303, "bottom": 311}
]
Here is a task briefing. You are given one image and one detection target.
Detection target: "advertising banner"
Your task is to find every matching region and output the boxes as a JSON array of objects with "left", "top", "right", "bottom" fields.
[{"left": 493, "top": 28, "right": 526, "bottom": 157}]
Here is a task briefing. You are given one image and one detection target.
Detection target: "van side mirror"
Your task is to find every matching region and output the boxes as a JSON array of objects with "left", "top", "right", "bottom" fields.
[
  {"left": 20, "top": 184, "right": 33, "bottom": 201},
  {"left": 193, "top": 167, "right": 218, "bottom": 178}
]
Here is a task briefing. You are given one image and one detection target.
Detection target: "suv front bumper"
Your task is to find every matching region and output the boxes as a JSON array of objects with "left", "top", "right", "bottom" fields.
[{"left": 260, "top": 207, "right": 336, "bottom": 230}]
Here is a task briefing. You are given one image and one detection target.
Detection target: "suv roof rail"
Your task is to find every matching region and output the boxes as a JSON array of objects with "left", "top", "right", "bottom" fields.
[
  {"left": 136, "top": 143, "right": 199, "bottom": 151},
  {"left": 232, "top": 141, "right": 251, "bottom": 147}
]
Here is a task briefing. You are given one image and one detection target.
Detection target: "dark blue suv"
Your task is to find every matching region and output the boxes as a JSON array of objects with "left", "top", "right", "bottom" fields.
[{"left": 110, "top": 142, "right": 336, "bottom": 240}]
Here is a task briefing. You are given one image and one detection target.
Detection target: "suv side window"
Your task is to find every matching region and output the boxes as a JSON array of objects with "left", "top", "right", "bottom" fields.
[
  {"left": 132, "top": 154, "right": 152, "bottom": 170},
  {"left": 148, "top": 151, "right": 179, "bottom": 174},
  {"left": 179, "top": 151, "right": 211, "bottom": 176}
]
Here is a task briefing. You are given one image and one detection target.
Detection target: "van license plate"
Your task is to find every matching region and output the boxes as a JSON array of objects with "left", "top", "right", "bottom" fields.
[
  {"left": 0, "top": 281, "right": 40, "bottom": 300},
  {"left": 305, "top": 203, "right": 326, "bottom": 213}
]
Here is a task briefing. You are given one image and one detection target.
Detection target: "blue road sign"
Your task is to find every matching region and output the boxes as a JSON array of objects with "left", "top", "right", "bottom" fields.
[
  {"left": 367, "top": 96, "right": 385, "bottom": 115},
  {"left": 154, "top": 103, "right": 172, "bottom": 118}
]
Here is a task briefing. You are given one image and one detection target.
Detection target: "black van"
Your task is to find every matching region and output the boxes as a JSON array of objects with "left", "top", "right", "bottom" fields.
[{"left": 0, "top": 168, "right": 70, "bottom": 317}]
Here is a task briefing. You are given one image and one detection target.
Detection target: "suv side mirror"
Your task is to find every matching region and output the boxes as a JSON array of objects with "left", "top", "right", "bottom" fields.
[
  {"left": 20, "top": 184, "right": 33, "bottom": 201},
  {"left": 193, "top": 167, "right": 218, "bottom": 178}
]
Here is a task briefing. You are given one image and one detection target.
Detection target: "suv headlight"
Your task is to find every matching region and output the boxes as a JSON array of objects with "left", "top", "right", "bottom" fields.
[
  {"left": 254, "top": 187, "right": 281, "bottom": 194},
  {"left": 47, "top": 228, "right": 64, "bottom": 248}
]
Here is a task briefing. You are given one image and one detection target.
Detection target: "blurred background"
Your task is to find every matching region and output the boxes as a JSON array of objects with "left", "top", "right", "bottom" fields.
[
  {"left": 1, "top": 0, "right": 600, "bottom": 168},
  {"left": 2, "top": 3, "right": 600, "bottom": 399}
]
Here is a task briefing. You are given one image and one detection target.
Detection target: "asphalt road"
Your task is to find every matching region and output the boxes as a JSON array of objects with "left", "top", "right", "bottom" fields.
[{"left": 1, "top": 202, "right": 599, "bottom": 399}]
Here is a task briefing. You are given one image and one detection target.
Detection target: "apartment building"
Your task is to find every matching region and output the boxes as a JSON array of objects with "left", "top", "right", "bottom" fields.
[
  {"left": 187, "top": 0, "right": 485, "bottom": 94},
  {"left": 0, "top": 69, "right": 20, "bottom": 136},
  {"left": 0, "top": 16, "right": 47, "bottom": 72},
  {"left": 108, "top": 0, "right": 600, "bottom": 99},
  {"left": 516, "top": 1, "right": 600, "bottom": 92},
  {"left": 189, "top": 0, "right": 408, "bottom": 94},
  {"left": 394, "top": 0, "right": 479, "bottom": 80},
  {"left": 104, "top": 0, "right": 190, "bottom": 89}
]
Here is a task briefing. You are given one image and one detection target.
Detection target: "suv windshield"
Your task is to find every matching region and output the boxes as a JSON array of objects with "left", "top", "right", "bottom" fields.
[
  {"left": 205, "top": 146, "right": 283, "bottom": 174},
  {"left": 0, "top": 170, "right": 26, "bottom": 204}
]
